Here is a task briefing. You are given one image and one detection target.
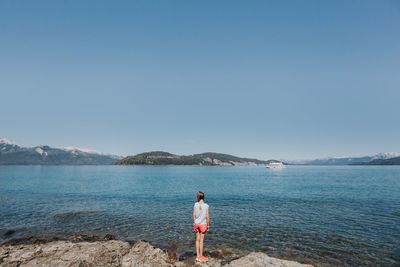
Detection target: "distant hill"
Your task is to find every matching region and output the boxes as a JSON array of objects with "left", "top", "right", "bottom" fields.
[
  {"left": 112, "top": 151, "right": 279, "bottom": 166},
  {"left": 289, "top": 152, "right": 400, "bottom": 165},
  {"left": 0, "top": 138, "right": 121, "bottom": 165},
  {"left": 352, "top": 156, "right": 400, "bottom": 165}
]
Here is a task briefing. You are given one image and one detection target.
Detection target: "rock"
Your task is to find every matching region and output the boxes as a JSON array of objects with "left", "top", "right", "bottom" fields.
[
  {"left": 104, "top": 234, "right": 115, "bottom": 241},
  {"left": 70, "top": 234, "right": 101, "bottom": 242},
  {"left": 178, "top": 250, "right": 195, "bottom": 261},
  {"left": 121, "top": 240, "right": 172, "bottom": 266},
  {"left": 195, "top": 257, "right": 222, "bottom": 267},
  {"left": 0, "top": 240, "right": 313, "bottom": 267},
  {"left": 0, "top": 240, "right": 130, "bottom": 267},
  {"left": 164, "top": 243, "right": 178, "bottom": 263},
  {"left": 4, "top": 230, "right": 15, "bottom": 236},
  {"left": 225, "top": 252, "right": 313, "bottom": 267}
]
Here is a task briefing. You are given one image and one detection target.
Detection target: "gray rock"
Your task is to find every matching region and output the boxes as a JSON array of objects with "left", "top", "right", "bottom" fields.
[
  {"left": 225, "top": 252, "right": 312, "bottom": 267},
  {"left": 0, "top": 240, "right": 131, "bottom": 267},
  {"left": 121, "top": 240, "right": 172, "bottom": 266},
  {"left": 0, "top": 240, "right": 312, "bottom": 267}
]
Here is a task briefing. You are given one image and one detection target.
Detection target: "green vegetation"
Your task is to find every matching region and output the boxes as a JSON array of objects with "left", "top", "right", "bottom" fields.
[{"left": 112, "top": 151, "right": 278, "bottom": 166}]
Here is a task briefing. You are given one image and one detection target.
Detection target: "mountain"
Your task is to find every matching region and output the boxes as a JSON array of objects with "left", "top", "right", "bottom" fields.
[
  {"left": 112, "top": 151, "right": 280, "bottom": 166},
  {"left": 0, "top": 138, "right": 122, "bottom": 165},
  {"left": 289, "top": 152, "right": 400, "bottom": 165},
  {"left": 352, "top": 156, "right": 400, "bottom": 165}
]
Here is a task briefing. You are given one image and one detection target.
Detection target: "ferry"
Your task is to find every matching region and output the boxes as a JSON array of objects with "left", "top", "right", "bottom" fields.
[{"left": 266, "top": 162, "right": 286, "bottom": 169}]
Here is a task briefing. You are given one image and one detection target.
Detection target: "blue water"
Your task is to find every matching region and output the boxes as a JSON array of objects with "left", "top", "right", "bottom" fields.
[{"left": 0, "top": 166, "right": 399, "bottom": 266}]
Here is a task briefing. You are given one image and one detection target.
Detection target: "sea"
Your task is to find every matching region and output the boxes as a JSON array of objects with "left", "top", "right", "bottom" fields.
[{"left": 0, "top": 165, "right": 399, "bottom": 266}]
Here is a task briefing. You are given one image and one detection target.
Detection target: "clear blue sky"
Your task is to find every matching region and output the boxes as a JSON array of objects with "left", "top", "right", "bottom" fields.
[{"left": 1, "top": 0, "right": 399, "bottom": 160}]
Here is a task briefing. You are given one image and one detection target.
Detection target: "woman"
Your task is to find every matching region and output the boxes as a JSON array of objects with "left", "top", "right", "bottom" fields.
[{"left": 193, "top": 191, "right": 210, "bottom": 262}]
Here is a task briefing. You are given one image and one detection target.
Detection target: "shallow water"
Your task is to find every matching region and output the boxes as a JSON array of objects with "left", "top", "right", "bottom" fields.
[{"left": 0, "top": 165, "right": 399, "bottom": 266}]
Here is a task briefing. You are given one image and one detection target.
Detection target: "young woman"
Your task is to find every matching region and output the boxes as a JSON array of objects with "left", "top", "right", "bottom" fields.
[{"left": 193, "top": 191, "right": 210, "bottom": 262}]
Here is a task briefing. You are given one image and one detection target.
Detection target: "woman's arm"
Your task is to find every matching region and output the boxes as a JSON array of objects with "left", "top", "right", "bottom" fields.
[{"left": 206, "top": 207, "right": 210, "bottom": 230}]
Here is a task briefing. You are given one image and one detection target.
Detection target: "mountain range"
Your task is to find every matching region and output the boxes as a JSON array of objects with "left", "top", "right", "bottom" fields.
[
  {"left": 0, "top": 138, "right": 121, "bottom": 165},
  {"left": 288, "top": 152, "right": 400, "bottom": 165},
  {"left": 1, "top": 137, "right": 399, "bottom": 165},
  {"left": 351, "top": 156, "right": 400, "bottom": 165}
]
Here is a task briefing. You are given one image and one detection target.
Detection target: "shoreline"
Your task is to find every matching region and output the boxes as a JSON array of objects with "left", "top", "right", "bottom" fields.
[{"left": 0, "top": 234, "right": 313, "bottom": 267}]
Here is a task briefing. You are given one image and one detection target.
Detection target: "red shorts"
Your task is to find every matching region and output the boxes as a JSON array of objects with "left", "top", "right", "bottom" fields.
[{"left": 194, "top": 224, "right": 208, "bottom": 233}]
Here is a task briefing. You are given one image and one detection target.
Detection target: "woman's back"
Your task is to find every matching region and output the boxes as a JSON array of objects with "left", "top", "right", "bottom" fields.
[{"left": 194, "top": 202, "right": 209, "bottom": 225}]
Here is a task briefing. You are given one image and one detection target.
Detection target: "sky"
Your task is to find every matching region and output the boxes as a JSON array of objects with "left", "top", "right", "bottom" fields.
[{"left": 1, "top": 0, "right": 399, "bottom": 160}]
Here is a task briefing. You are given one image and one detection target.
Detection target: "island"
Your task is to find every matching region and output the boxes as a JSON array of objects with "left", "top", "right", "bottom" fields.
[{"left": 111, "top": 151, "right": 281, "bottom": 166}]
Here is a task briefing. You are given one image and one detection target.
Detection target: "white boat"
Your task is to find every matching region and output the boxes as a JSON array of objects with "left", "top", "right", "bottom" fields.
[{"left": 266, "top": 162, "right": 286, "bottom": 169}]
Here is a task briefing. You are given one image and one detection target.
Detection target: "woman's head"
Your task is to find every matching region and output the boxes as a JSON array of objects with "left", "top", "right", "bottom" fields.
[{"left": 197, "top": 191, "right": 205, "bottom": 202}]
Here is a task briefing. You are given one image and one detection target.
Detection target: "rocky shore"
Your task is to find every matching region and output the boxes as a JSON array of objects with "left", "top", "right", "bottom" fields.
[{"left": 0, "top": 236, "right": 312, "bottom": 267}]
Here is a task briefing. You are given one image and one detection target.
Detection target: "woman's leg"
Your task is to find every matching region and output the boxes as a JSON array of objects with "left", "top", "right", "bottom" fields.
[
  {"left": 199, "top": 232, "right": 206, "bottom": 257},
  {"left": 195, "top": 232, "right": 200, "bottom": 257}
]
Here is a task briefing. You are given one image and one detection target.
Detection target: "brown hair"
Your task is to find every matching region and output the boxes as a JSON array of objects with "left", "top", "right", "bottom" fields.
[{"left": 197, "top": 191, "right": 205, "bottom": 210}]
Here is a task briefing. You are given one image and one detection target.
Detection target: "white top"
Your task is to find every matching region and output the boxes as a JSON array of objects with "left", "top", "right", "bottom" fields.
[{"left": 194, "top": 202, "right": 209, "bottom": 225}]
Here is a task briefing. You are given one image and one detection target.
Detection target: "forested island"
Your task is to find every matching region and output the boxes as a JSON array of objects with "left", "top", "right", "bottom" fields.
[{"left": 111, "top": 151, "right": 280, "bottom": 166}]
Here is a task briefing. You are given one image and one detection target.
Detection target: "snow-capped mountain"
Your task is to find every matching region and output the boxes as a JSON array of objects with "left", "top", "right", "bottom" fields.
[
  {"left": 371, "top": 152, "right": 400, "bottom": 160},
  {"left": 289, "top": 152, "right": 400, "bottom": 165},
  {"left": 0, "top": 138, "right": 18, "bottom": 146},
  {"left": 0, "top": 138, "right": 122, "bottom": 165},
  {"left": 0, "top": 138, "right": 23, "bottom": 152}
]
